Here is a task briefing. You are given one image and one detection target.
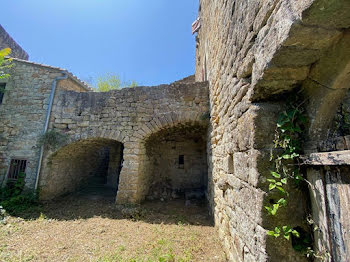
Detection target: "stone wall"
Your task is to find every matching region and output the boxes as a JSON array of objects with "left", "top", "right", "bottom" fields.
[
  {"left": 58, "top": 78, "right": 89, "bottom": 92},
  {"left": 195, "top": 0, "right": 350, "bottom": 261},
  {"left": 0, "top": 60, "right": 88, "bottom": 189},
  {"left": 39, "top": 80, "right": 209, "bottom": 202},
  {"left": 0, "top": 25, "right": 29, "bottom": 60}
]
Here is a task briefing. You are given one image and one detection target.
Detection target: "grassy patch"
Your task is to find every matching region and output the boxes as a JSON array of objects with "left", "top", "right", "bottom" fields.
[{"left": 0, "top": 192, "right": 224, "bottom": 261}]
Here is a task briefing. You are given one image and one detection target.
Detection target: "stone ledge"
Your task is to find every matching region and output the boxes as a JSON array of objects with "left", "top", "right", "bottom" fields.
[{"left": 302, "top": 150, "right": 350, "bottom": 166}]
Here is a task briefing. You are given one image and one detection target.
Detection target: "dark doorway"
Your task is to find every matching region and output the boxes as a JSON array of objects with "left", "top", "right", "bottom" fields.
[{"left": 40, "top": 138, "right": 124, "bottom": 200}]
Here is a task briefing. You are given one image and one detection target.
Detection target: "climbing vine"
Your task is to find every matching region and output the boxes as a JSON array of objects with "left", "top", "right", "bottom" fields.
[
  {"left": 264, "top": 95, "right": 333, "bottom": 260},
  {"left": 265, "top": 97, "right": 307, "bottom": 241}
]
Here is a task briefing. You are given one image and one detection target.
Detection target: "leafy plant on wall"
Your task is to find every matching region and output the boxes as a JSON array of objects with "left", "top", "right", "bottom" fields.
[
  {"left": 38, "top": 129, "right": 69, "bottom": 151},
  {"left": 264, "top": 95, "right": 316, "bottom": 257}
]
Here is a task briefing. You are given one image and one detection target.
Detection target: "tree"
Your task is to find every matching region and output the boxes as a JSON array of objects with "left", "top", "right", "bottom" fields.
[
  {"left": 96, "top": 73, "right": 137, "bottom": 92},
  {"left": 0, "top": 48, "right": 11, "bottom": 80},
  {"left": 0, "top": 48, "right": 11, "bottom": 95}
]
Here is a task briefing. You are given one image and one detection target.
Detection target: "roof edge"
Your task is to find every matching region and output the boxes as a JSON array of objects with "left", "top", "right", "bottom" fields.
[{"left": 8, "top": 57, "right": 92, "bottom": 91}]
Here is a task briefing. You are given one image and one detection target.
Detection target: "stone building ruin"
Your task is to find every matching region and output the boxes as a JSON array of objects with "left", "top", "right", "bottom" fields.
[{"left": 2, "top": 0, "right": 350, "bottom": 261}]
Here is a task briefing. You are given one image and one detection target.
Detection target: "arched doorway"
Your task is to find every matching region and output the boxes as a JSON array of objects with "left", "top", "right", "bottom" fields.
[
  {"left": 40, "top": 138, "right": 124, "bottom": 200},
  {"left": 139, "top": 123, "right": 208, "bottom": 203}
]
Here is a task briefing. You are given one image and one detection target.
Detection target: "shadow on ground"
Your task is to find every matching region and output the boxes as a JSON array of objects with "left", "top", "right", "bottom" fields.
[{"left": 11, "top": 185, "right": 213, "bottom": 227}]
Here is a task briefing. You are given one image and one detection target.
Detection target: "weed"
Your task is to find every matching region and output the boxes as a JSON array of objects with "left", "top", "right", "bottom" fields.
[
  {"left": 0, "top": 172, "right": 39, "bottom": 216},
  {"left": 38, "top": 129, "right": 68, "bottom": 151}
]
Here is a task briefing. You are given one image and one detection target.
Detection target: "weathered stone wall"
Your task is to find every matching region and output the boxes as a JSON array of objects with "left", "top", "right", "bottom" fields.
[
  {"left": 0, "top": 60, "right": 88, "bottom": 188},
  {"left": 195, "top": 0, "right": 350, "bottom": 261},
  {"left": 58, "top": 78, "right": 89, "bottom": 92},
  {"left": 0, "top": 25, "right": 29, "bottom": 60},
  {"left": 40, "top": 81, "right": 209, "bottom": 202}
]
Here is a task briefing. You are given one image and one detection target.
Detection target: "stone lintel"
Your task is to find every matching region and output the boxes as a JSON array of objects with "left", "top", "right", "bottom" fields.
[{"left": 302, "top": 150, "right": 350, "bottom": 166}]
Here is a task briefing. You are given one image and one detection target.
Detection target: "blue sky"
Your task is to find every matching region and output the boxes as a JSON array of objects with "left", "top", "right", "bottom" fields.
[{"left": 2, "top": 0, "right": 199, "bottom": 86}]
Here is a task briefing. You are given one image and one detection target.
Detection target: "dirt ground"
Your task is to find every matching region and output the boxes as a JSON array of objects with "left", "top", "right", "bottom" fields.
[{"left": 0, "top": 187, "right": 226, "bottom": 262}]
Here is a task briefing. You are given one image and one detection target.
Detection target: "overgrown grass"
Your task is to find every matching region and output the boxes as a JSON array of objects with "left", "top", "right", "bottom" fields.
[
  {"left": 0, "top": 190, "right": 223, "bottom": 261},
  {"left": 0, "top": 173, "right": 39, "bottom": 217}
]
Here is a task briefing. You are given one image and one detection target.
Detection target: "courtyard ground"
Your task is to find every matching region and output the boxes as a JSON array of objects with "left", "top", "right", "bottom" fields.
[{"left": 0, "top": 187, "right": 225, "bottom": 262}]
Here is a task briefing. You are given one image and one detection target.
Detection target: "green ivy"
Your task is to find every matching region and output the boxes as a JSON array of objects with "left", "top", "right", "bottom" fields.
[
  {"left": 267, "top": 226, "right": 300, "bottom": 240},
  {"left": 265, "top": 97, "right": 309, "bottom": 247}
]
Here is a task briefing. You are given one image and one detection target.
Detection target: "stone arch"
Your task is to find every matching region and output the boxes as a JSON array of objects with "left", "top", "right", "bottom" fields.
[
  {"left": 122, "top": 114, "right": 209, "bottom": 204},
  {"left": 66, "top": 127, "right": 128, "bottom": 146},
  {"left": 39, "top": 137, "right": 124, "bottom": 200},
  {"left": 115, "top": 112, "right": 209, "bottom": 204},
  {"left": 132, "top": 111, "right": 207, "bottom": 142}
]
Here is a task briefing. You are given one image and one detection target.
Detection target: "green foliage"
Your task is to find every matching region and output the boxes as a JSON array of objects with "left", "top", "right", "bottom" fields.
[
  {"left": 38, "top": 129, "right": 68, "bottom": 150},
  {"left": 265, "top": 95, "right": 314, "bottom": 255},
  {"left": 265, "top": 197, "right": 287, "bottom": 216},
  {"left": 0, "top": 48, "right": 12, "bottom": 80},
  {"left": 265, "top": 103, "right": 306, "bottom": 218},
  {"left": 267, "top": 226, "right": 300, "bottom": 240},
  {"left": 0, "top": 172, "right": 39, "bottom": 216},
  {"left": 96, "top": 73, "right": 137, "bottom": 92},
  {"left": 1, "top": 172, "right": 26, "bottom": 199},
  {"left": 1, "top": 192, "right": 38, "bottom": 214},
  {"left": 267, "top": 171, "right": 288, "bottom": 192}
]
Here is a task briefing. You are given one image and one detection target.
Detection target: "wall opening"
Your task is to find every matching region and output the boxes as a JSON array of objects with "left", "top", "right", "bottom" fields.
[
  {"left": 142, "top": 123, "right": 208, "bottom": 204},
  {"left": 7, "top": 158, "right": 27, "bottom": 181},
  {"left": 0, "top": 83, "right": 6, "bottom": 105},
  {"left": 40, "top": 138, "right": 124, "bottom": 200}
]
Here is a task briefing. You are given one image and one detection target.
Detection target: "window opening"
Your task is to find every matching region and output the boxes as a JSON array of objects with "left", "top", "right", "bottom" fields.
[
  {"left": 179, "top": 155, "right": 184, "bottom": 169},
  {"left": 0, "top": 83, "right": 5, "bottom": 105},
  {"left": 8, "top": 159, "right": 27, "bottom": 181}
]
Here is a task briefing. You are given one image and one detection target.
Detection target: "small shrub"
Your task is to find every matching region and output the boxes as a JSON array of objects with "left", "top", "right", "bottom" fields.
[
  {"left": 38, "top": 129, "right": 68, "bottom": 150},
  {"left": 96, "top": 73, "right": 137, "bottom": 92},
  {"left": 0, "top": 172, "right": 26, "bottom": 199},
  {"left": 1, "top": 193, "right": 38, "bottom": 214},
  {"left": 0, "top": 172, "right": 39, "bottom": 216}
]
